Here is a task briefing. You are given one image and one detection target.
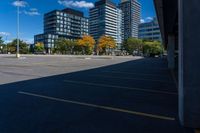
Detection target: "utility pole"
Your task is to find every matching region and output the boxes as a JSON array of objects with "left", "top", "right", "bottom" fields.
[
  {"left": 6, "top": 35, "right": 8, "bottom": 54},
  {"left": 16, "top": 0, "right": 20, "bottom": 58}
]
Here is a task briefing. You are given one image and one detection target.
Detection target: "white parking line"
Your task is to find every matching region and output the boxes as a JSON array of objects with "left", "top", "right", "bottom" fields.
[
  {"left": 89, "top": 75, "right": 174, "bottom": 84},
  {"left": 18, "top": 91, "right": 176, "bottom": 121},
  {"left": 63, "top": 80, "right": 177, "bottom": 95}
]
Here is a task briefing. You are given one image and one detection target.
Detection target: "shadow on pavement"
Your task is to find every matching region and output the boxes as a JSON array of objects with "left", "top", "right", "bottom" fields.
[{"left": 0, "top": 58, "right": 194, "bottom": 133}]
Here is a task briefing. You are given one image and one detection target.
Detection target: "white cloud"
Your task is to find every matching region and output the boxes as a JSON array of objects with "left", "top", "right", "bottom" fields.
[
  {"left": 24, "top": 8, "right": 40, "bottom": 16},
  {"left": 12, "top": 0, "right": 40, "bottom": 16},
  {"left": 140, "top": 17, "right": 154, "bottom": 23},
  {"left": 58, "top": 0, "right": 94, "bottom": 8},
  {"left": 140, "top": 19, "right": 145, "bottom": 23},
  {"left": 146, "top": 17, "right": 153, "bottom": 22},
  {"left": 12, "top": 1, "right": 28, "bottom": 7},
  {"left": 0, "top": 32, "right": 11, "bottom": 36}
]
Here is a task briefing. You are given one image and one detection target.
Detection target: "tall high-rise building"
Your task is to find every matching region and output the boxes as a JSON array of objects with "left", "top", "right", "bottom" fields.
[
  {"left": 34, "top": 8, "right": 88, "bottom": 53},
  {"left": 119, "top": 0, "right": 141, "bottom": 39},
  {"left": 138, "top": 17, "right": 162, "bottom": 41},
  {"left": 89, "top": 0, "right": 124, "bottom": 49}
]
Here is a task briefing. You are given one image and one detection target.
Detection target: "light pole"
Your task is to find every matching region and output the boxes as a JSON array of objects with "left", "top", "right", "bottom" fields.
[
  {"left": 5, "top": 35, "right": 8, "bottom": 54},
  {"left": 16, "top": 0, "right": 20, "bottom": 58}
]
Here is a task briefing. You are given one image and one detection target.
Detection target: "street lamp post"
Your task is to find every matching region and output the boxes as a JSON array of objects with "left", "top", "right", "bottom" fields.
[
  {"left": 5, "top": 35, "right": 8, "bottom": 54},
  {"left": 16, "top": 0, "right": 20, "bottom": 58}
]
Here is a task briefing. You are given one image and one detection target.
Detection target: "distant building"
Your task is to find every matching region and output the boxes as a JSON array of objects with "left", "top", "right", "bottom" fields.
[
  {"left": 89, "top": 0, "right": 124, "bottom": 49},
  {"left": 119, "top": 0, "right": 141, "bottom": 39},
  {"left": 138, "top": 17, "right": 162, "bottom": 41},
  {"left": 34, "top": 8, "right": 88, "bottom": 53}
]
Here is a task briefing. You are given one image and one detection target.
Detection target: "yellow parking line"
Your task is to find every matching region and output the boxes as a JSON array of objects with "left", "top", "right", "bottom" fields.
[
  {"left": 64, "top": 80, "right": 178, "bottom": 95},
  {"left": 18, "top": 91, "right": 175, "bottom": 121}
]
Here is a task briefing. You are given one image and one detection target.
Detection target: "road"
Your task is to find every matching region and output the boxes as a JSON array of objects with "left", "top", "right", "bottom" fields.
[{"left": 0, "top": 55, "right": 194, "bottom": 133}]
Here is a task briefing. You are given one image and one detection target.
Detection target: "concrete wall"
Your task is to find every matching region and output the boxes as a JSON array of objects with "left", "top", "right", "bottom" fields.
[{"left": 178, "top": 0, "right": 200, "bottom": 128}]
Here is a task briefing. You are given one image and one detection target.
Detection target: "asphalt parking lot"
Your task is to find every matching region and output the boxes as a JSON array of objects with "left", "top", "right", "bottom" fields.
[{"left": 0, "top": 55, "right": 194, "bottom": 133}]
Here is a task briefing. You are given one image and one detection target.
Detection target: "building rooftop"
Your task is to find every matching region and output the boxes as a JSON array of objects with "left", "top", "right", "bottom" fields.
[
  {"left": 62, "top": 8, "right": 84, "bottom": 17},
  {"left": 44, "top": 8, "right": 85, "bottom": 18},
  {"left": 95, "top": 0, "right": 116, "bottom": 8}
]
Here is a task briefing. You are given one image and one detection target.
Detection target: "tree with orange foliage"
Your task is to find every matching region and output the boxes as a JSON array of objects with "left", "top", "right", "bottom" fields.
[
  {"left": 97, "top": 36, "right": 116, "bottom": 55},
  {"left": 77, "top": 35, "right": 95, "bottom": 55}
]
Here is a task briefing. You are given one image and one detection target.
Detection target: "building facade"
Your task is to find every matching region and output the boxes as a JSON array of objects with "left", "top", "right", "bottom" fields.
[
  {"left": 116, "top": 9, "right": 124, "bottom": 49},
  {"left": 138, "top": 17, "right": 162, "bottom": 41},
  {"left": 34, "top": 8, "right": 88, "bottom": 53},
  {"left": 89, "top": 0, "right": 124, "bottom": 49},
  {"left": 119, "top": 0, "right": 141, "bottom": 39}
]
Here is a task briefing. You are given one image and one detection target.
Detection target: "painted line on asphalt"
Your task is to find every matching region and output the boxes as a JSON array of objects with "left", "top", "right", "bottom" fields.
[
  {"left": 18, "top": 91, "right": 176, "bottom": 121},
  {"left": 63, "top": 80, "right": 178, "bottom": 95},
  {"left": 102, "top": 71, "right": 170, "bottom": 78},
  {"left": 29, "top": 62, "right": 62, "bottom": 66},
  {"left": 89, "top": 74, "right": 174, "bottom": 84},
  {"left": 30, "top": 62, "right": 51, "bottom": 66}
]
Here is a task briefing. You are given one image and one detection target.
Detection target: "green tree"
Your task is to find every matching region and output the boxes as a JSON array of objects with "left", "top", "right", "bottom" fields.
[
  {"left": 66, "top": 39, "right": 77, "bottom": 54},
  {"left": 7, "top": 39, "right": 29, "bottom": 54},
  {"left": 0, "top": 36, "right": 4, "bottom": 45},
  {"left": 73, "top": 41, "right": 82, "bottom": 55},
  {"left": 143, "top": 41, "right": 163, "bottom": 57},
  {"left": 34, "top": 42, "right": 45, "bottom": 53},
  {"left": 54, "top": 38, "right": 77, "bottom": 54},
  {"left": 123, "top": 38, "right": 143, "bottom": 55},
  {"left": 54, "top": 38, "right": 66, "bottom": 54},
  {"left": 0, "top": 36, "right": 5, "bottom": 54}
]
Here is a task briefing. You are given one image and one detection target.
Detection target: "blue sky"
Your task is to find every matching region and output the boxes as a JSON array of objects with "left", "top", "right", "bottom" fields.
[{"left": 0, "top": 0, "right": 156, "bottom": 44}]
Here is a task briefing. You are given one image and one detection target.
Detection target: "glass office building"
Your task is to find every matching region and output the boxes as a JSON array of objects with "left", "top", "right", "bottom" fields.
[
  {"left": 89, "top": 0, "right": 124, "bottom": 49},
  {"left": 138, "top": 17, "right": 162, "bottom": 41},
  {"left": 34, "top": 8, "right": 88, "bottom": 53},
  {"left": 119, "top": 0, "right": 141, "bottom": 39}
]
